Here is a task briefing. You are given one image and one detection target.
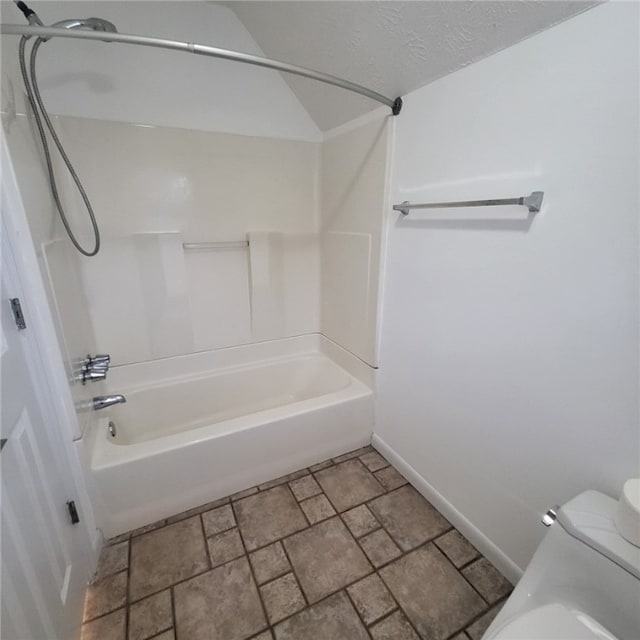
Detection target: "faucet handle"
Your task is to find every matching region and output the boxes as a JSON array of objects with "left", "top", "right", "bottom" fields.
[
  {"left": 89, "top": 354, "right": 110, "bottom": 365},
  {"left": 79, "top": 369, "right": 107, "bottom": 385}
]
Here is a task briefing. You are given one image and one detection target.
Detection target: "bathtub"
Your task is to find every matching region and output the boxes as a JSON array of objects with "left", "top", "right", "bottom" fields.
[{"left": 86, "top": 335, "right": 374, "bottom": 537}]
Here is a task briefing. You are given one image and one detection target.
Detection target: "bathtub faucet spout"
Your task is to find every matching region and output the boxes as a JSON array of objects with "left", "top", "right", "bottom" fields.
[{"left": 92, "top": 395, "right": 126, "bottom": 411}]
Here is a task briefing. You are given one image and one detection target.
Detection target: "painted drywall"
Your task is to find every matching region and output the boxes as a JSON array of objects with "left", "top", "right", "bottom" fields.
[
  {"left": 47, "top": 115, "right": 320, "bottom": 365},
  {"left": 375, "top": 1, "right": 639, "bottom": 575},
  {"left": 0, "top": 1, "right": 321, "bottom": 141},
  {"left": 232, "top": 1, "right": 597, "bottom": 131},
  {"left": 320, "top": 116, "right": 391, "bottom": 366}
]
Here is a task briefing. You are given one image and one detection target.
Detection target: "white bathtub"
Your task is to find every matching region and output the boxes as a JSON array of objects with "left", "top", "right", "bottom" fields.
[{"left": 86, "top": 335, "right": 374, "bottom": 537}]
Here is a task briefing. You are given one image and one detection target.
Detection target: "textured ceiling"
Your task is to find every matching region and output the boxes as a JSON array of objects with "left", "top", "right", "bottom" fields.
[{"left": 228, "top": 1, "right": 598, "bottom": 131}]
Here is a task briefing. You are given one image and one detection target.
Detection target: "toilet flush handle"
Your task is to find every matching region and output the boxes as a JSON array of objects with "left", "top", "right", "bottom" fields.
[{"left": 541, "top": 506, "right": 559, "bottom": 527}]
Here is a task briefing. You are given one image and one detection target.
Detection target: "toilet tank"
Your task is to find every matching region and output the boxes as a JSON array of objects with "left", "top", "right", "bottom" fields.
[{"left": 484, "top": 490, "right": 640, "bottom": 640}]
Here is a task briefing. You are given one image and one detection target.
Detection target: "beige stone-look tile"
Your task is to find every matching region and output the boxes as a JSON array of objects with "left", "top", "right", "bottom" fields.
[
  {"left": 260, "top": 573, "right": 306, "bottom": 624},
  {"left": 83, "top": 571, "right": 127, "bottom": 622},
  {"left": 380, "top": 545, "right": 485, "bottom": 640},
  {"left": 231, "top": 486, "right": 259, "bottom": 501},
  {"left": 81, "top": 608, "right": 126, "bottom": 640},
  {"left": 359, "top": 528, "right": 402, "bottom": 568},
  {"left": 332, "top": 446, "right": 373, "bottom": 464},
  {"left": 309, "top": 459, "right": 333, "bottom": 473},
  {"left": 435, "top": 530, "right": 479, "bottom": 568},
  {"left": 369, "top": 610, "right": 420, "bottom": 640},
  {"left": 452, "top": 633, "right": 471, "bottom": 640},
  {"left": 359, "top": 451, "right": 389, "bottom": 472},
  {"left": 174, "top": 557, "right": 267, "bottom": 640},
  {"left": 300, "top": 494, "right": 336, "bottom": 524},
  {"left": 150, "top": 631, "right": 175, "bottom": 640},
  {"left": 235, "top": 485, "right": 308, "bottom": 551},
  {"left": 347, "top": 573, "right": 396, "bottom": 625},
  {"left": 374, "top": 466, "right": 408, "bottom": 491},
  {"left": 207, "top": 528, "right": 245, "bottom": 568},
  {"left": 284, "top": 516, "right": 372, "bottom": 603},
  {"left": 342, "top": 504, "right": 380, "bottom": 538},
  {"left": 258, "top": 469, "right": 309, "bottom": 491},
  {"left": 466, "top": 603, "right": 503, "bottom": 640},
  {"left": 107, "top": 532, "right": 131, "bottom": 546},
  {"left": 131, "top": 520, "right": 167, "bottom": 538},
  {"left": 251, "top": 632, "right": 273, "bottom": 640},
  {"left": 274, "top": 591, "right": 369, "bottom": 640},
  {"left": 249, "top": 541, "right": 291, "bottom": 585},
  {"left": 369, "top": 485, "right": 450, "bottom": 551},
  {"left": 129, "top": 517, "right": 209, "bottom": 601},
  {"left": 202, "top": 504, "right": 236, "bottom": 537},
  {"left": 462, "top": 558, "right": 512, "bottom": 604},
  {"left": 315, "top": 459, "right": 384, "bottom": 512},
  {"left": 96, "top": 541, "right": 128, "bottom": 579},
  {"left": 128, "top": 590, "right": 172, "bottom": 640},
  {"left": 166, "top": 497, "right": 229, "bottom": 524},
  {"left": 289, "top": 475, "right": 322, "bottom": 501}
]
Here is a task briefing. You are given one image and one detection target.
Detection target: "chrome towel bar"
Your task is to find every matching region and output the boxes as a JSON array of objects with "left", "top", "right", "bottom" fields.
[
  {"left": 393, "top": 191, "right": 544, "bottom": 216},
  {"left": 183, "top": 241, "right": 249, "bottom": 251}
]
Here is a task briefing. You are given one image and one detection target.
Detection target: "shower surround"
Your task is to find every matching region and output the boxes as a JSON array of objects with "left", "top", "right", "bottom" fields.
[{"left": 4, "top": 105, "right": 391, "bottom": 538}]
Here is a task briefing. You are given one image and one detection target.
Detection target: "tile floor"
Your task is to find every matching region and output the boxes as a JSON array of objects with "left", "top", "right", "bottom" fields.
[{"left": 81, "top": 446, "right": 512, "bottom": 640}]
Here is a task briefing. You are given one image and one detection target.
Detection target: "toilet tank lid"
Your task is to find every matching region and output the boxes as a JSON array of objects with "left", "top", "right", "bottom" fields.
[
  {"left": 557, "top": 490, "right": 640, "bottom": 580},
  {"left": 491, "top": 603, "right": 619, "bottom": 640}
]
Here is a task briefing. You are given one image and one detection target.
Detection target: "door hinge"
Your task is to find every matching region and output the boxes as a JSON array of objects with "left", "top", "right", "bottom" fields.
[
  {"left": 67, "top": 500, "right": 80, "bottom": 525},
  {"left": 10, "top": 298, "right": 26, "bottom": 330}
]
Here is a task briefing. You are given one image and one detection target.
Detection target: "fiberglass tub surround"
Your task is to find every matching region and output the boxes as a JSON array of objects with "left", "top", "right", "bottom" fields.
[{"left": 87, "top": 335, "right": 374, "bottom": 537}]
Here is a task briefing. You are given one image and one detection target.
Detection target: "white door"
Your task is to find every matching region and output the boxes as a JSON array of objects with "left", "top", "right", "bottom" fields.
[{"left": 1, "top": 234, "right": 93, "bottom": 639}]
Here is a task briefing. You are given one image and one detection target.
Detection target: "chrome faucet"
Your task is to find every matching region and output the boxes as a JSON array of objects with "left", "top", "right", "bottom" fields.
[
  {"left": 77, "top": 353, "right": 111, "bottom": 385},
  {"left": 92, "top": 395, "right": 126, "bottom": 411}
]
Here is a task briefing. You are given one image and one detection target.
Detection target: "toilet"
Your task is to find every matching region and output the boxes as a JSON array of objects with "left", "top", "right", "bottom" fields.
[{"left": 482, "top": 490, "right": 640, "bottom": 640}]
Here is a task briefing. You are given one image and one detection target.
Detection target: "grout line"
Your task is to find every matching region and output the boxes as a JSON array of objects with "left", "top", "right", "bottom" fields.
[
  {"left": 343, "top": 586, "right": 375, "bottom": 638},
  {"left": 126, "top": 565, "right": 211, "bottom": 606},
  {"left": 366, "top": 604, "right": 401, "bottom": 629},
  {"left": 443, "top": 593, "right": 510, "bottom": 640},
  {"left": 279, "top": 536, "right": 309, "bottom": 607},
  {"left": 81, "top": 605, "right": 127, "bottom": 629},
  {"left": 454, "top": 556, "right": 492, "bottom": 608},
  {"left": 198, "top": 513, "right": 213, "bottom": 570},
  {"left": 170, "top": 586, "right": 178, "bottom": 640},
  {"left": 82, "top": 570, "right": 130, "bottom": 625},
  {"left": 125, "top": 545, "right": 130, "bottom": 639},
  {"left": 230, "top": 499, "right": 272, "bottom": 636},
  {"left": 375, "top": 568, "right": 425, "bottom": 640},
  {"left": 456, "top": 554, "right": 482, "bottom": 572}
]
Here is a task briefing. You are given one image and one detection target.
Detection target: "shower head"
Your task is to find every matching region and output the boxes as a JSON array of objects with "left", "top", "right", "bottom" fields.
[{"left": 51, "top": 17, "right": 117, "bottom": 34}]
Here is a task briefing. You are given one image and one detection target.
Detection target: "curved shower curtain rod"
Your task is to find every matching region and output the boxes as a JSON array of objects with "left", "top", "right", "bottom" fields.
[{"left": 1, "top": 24, "right": 403, "bottom": 116}]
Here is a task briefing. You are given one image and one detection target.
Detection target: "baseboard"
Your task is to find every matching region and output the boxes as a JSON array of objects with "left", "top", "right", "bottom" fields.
[{"left": 372, "top": 434, "right": 523, "bottom": 585}]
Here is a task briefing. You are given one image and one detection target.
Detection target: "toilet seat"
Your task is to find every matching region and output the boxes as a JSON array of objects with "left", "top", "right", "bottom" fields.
[{"left": 490, "top": 603, "right": 619, "bottom": 640}]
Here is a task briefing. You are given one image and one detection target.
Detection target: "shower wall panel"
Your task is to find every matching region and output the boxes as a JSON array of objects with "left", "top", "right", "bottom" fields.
[
  {"left": 50, "top": 115, "right": 320, "bottom": 366},
  {"left": 320, "top": 117, "right": 392, "bottom": 367}
]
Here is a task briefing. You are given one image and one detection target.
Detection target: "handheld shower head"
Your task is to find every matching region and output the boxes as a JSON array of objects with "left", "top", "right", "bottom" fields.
[
  {"left": 47, "top": 17, "right": 117, "bottom": 43},
  {"left": 51, "top": 17, "right": 117, "bottom": 34}
]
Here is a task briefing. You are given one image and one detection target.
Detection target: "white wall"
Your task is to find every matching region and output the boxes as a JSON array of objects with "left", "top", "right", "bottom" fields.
[
  {"left": 376, "top": 2, "right": 639, "bottom": 577},
  {"left": 320, "top": 116, "right": 391, "bottom": 366},
  {"left": 0, "top": 1, "right": 321, "bottom": 141}
]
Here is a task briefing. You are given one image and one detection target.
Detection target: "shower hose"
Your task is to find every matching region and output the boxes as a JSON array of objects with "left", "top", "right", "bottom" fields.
[{"left": 18, "top": 36, "right": 101, "bottom": 256}]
